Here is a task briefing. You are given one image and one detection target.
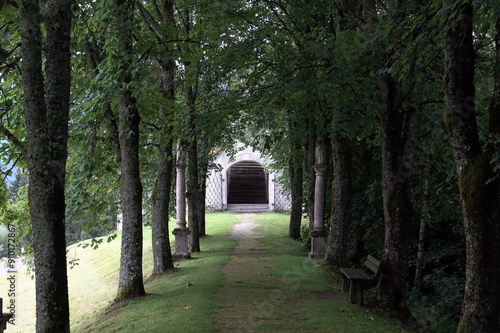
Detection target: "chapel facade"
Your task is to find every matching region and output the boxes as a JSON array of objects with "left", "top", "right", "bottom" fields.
[{"left": 205, "top": 144, "right": 291, "bottom": 213}]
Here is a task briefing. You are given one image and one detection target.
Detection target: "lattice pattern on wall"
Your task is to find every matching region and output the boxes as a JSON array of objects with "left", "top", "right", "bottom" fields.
[
  {"left": 206, "top": 172, "right": 224, "bottom": 211},
  {"left": 274, "top": 181, "right": 292, "bottom": 213}
]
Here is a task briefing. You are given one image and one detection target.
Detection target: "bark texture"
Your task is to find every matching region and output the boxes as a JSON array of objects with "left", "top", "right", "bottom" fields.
[
  {"left": 199, "top": 160, "right": 208, "bottom": 237},
  {"left": 326, "top": 113, "right": 351, "bottom": 267},
  {"left": 304, "top": 118, "right": 316, "bottom": 233},
  {"left": 364, "top": 0, "right": 419, "bottom": 314},
  {"left": 325, "top": 0, "right": 353, "bottom": 268},
  {"left": 150, "top": 0, "right": 176, "bottom": 275},
  {"left": 442, "top": 2, "right": 500, "bottom": 331},
  {"left": 20, "top": 0, "right": 72, "bottom": 331},
  {"left": 151, "top": 139, "right": 175, "bottom": 274},
  {"left": 414, "top": 165, "right": 431, "bottom": 289},
  {"left": 288, "top": 118, "right": 304, "bottom": 240},
  {"left": 186, "top": 85, "right": 201, "bottom": 253},
  {"left": 180, "top": 7, "right": 201, "bottom": 253},
  {"left": 115, "top": 0, "right": 146, "bottom": 300},
  {"left": 187, "top": 137, "right": 201, "bottom": 252}
]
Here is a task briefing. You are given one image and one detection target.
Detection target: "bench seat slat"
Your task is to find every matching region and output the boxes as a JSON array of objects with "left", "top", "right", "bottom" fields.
[
  {"left": 364, "top": 260, "right": 379, "bottom": 274},
  {"left": 340, "top": 267, "right": 373, "bottom": 280}
]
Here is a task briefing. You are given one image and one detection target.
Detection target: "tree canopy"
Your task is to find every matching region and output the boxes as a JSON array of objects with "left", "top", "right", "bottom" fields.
[{"left": 1, "top": 0, "right": 500, "bottom": 332}]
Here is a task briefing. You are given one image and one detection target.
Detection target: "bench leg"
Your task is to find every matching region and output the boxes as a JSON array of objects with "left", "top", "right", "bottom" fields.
[{"left": 348, "top": 281, "right": 364, "bottom": 305}]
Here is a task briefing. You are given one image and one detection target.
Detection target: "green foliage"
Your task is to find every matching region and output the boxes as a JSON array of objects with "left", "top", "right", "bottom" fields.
[
  {"left": 0, "top": 174, "right": 30, "bottom": 256},
  {"left": 0, "top": 225, "right": 9, "bottom": 257},
  {"left": 409, "top": 291, "right": 458, "bottom": 333},
  {"left": 1, "top": 0, "right": 498, "bottom": 330}
]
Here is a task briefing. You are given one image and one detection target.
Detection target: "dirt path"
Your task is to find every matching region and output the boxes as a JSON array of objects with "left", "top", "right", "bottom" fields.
[{"left": 212, "top": 214, "right": 313, "bottom": 332}]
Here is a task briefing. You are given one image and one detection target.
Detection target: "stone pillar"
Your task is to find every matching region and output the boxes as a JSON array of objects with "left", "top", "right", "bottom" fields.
[
  {"left": 172, "top": 139, "right": 191, "bottom": 260},
  {"left": 309, "top": 138, "right": 327, "bottom": 259}
]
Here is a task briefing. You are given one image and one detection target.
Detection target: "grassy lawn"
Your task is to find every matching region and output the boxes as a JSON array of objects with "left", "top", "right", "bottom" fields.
[
  {"left": 252, "top": 213, "right": 409, "bottom": 333},
  {"left": 0, "top": 212, "right": 239, "bottom": 333},
  {"left": 0, "top": 212, "right": 410, "bottom": 332}
]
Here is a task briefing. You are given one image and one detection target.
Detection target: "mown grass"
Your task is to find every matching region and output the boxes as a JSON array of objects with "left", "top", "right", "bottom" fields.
[
  {"left": 0, "top": 212, "right": 410, "bottom": 332},
  {"left": 253, "top": 213, "right": 410, "bottom": 333},
  {"left": 75, "top": 212, "right": 239, "bottom": 333},
  {"left": 0, "top": 212, "right": 239, "bottom": 333}
]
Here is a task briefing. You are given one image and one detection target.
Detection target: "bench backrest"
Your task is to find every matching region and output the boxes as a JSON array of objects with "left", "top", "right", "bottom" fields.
[{"left": 363, "top": 255, "right": 381, "bottom": 276}]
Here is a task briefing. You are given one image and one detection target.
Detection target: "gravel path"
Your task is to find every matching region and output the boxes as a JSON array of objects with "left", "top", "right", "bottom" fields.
[{"left": 212, "top": 213, "right": 309, "bottom": 332}]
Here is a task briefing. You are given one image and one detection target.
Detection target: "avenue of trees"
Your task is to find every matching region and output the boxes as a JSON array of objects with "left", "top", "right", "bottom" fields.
[{"left": 0, "top": 0, "right": 499, "bottom": 332}]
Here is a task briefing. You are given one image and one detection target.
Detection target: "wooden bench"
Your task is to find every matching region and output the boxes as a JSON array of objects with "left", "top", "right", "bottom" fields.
[{"left": 340, "top": 255, "right": 381, "bottom": 305}]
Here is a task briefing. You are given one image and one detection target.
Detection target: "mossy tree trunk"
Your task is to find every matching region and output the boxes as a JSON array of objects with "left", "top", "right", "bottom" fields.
[
  {"left": 151, "top": 138, "right": 175, "bottom": 275},
  {"left": 326, "top": 111, "right": 352, "bottom": 267},
  {"left": 443, "top": 2, "right": 500, "bottom": 331},
  {"left": 364, "top": 0, "right": 420, "bottom": 315},
  {"left": 115, "top": 0, "right": 146, "bottom": 300},
  {"left": 199, "top": 160, "right": 208, "bottom": 237},
  {"left": 136, "top": 0, "right": 176, "bottom": 275},
  {"left": 20, "top": 0, "right": 72, "bottom": 331},
  {"left": 186, "top": 83, "right": 201, "bottom": 253},
  {"left": 413, "top": 168, "right": 431, "bottom": 290},
  {"left": 187, "top": 134, "right": 201, "bottom": 253},
  {"left": 288, "top": 117, "right": 304, "bottom": 240},
  {"left": 305, "top": 117, "right": 316, "bottom": 233},
  {"left": 325, "top": 0, "right": 354, "bottom": 268},
  {"left": 151, "top": 57, "right": 176, "bottom": 274},
  {"left": 180, "top": 8, "right": 201, "bottom": 253}
]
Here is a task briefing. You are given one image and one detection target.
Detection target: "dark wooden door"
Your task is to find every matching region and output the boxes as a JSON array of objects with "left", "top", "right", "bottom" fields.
[{"left": 227, "top": 161, "right": 268, "bottom": 204}]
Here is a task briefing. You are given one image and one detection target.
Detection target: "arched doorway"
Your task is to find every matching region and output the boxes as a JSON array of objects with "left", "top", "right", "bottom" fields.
[{"left": 227, "top": 161, "right": 268, "bottom": 204}]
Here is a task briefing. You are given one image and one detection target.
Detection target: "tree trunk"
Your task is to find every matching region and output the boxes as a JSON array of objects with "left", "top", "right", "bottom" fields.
[
  {"left": 325, "top": 0, "right": 353, "bottom": 268},
  {"left": 379, "top": 82, "right": 416, "bottom": 315},
  {"left": 414, "top": 167, "right": 431, "bottom": 289},
  {"left": 187, "top": 146, "right": 200, "bottom": 252},
  {"left": 288, "top": 118, "right": 304, "bottom": 240},
  {"left": 186, "top": 88, "right": 200, "bottom": 253},
  {"left": 115, "top": 0, "right": 146, "bottom": 300},
  {"left": 199, "top": 160, "right": 208, "bottom": 236},
  {"left": 151, "top": 138, "right": 175, "bottom": 275},
  {"left": 20, "top": 0, "right": 72, "bottom": 331},
  {"left": 443, "top": 3, "right": 500, "bottom": 331},
  {"left": 325, "top": 111, "right": 351, "bottom": 267},
  {"left": 150, "top": 0, "right": 176, "bottom": 275},
  {"left": 364, "top": 0, "right": 419, "bottom": 315},
  {"left": 305, "top": 117, "right": 316, "bottom": 232}
]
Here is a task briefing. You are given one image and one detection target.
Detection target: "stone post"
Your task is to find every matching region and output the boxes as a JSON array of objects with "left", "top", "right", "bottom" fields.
[
  {"left": 309, "top": 138, "right": 327, "bottom": 259},
  {"left": 172, "top": 139, "right": 191, "bottom": 260}
]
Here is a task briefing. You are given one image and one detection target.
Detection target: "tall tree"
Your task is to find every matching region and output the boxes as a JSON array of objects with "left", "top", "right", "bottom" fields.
[
  {"left": 20, "top": 0, "right": 72, "bottom": 331},
  {"left": 443, "top": 1, "right": 500, "bottom": 331},
  {"left": 325, "top": 0, "right": 355, "bottom": 267},
  {"left": 115, "top": 0, "right": 146, "bottom": 300},
  {"left": 180, "top": 6, "right": 202, "bottom": 253},
  {"left": 136, "top": 0, "right": 177, "bottom": 275},
  {"left": 364, "top": 0, "right": 421, "bottom": 315}
]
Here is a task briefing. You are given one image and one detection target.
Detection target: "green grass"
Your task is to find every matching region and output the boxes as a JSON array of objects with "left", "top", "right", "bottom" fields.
[
  {"left": 0, "top": 212, "right": 411, "bottom": 332},
  {"left": 0, "top": 212, "right": 239, "bottom": 333},
  {"left": 252, "top": 213, "right": 410, "bottom": 332},
  {"left": 76, "top": 212, "right": 239, "bottom": 333}
]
